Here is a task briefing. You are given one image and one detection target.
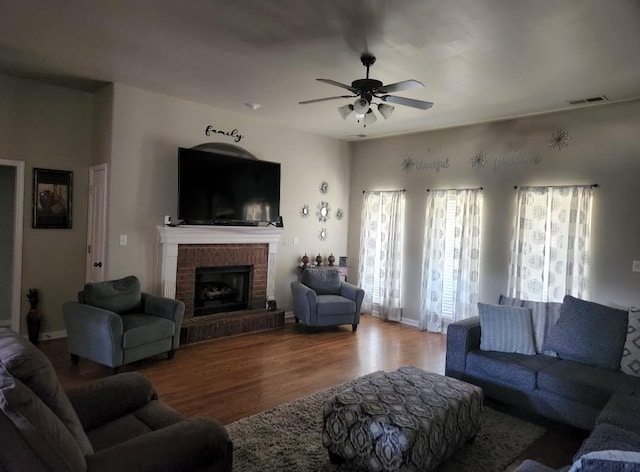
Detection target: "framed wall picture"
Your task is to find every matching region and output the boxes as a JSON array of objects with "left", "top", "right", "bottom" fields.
[{"left": 32, "top": 168, "right": 72, "bottom": 229}]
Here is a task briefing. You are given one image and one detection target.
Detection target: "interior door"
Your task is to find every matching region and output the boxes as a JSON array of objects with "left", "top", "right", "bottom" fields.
[{"left": 86, "top": 164, "right": 108, "bottom": 282}]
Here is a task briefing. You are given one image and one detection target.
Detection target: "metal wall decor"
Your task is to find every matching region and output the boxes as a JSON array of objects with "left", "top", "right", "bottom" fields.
[
  {"left": 316, "top": 201, "right": 331, "bottom": 222},
  {"left": 319, "top": 228, "right": 327, "bottom": 240},
  {"left": 336, "top": 209, "right": 344, "bottom": 220},
  {"left": 470, "top": 151, "right": 487, "bottom": 170},
  {"left": 300, "top": 204, "right": 310, "bottom": 218},
  {"left": 320, "top": 181, "right": 329, "bottom": 194},
  {"left": 547, "top": 128, "right": 570, "bottom": 150}
]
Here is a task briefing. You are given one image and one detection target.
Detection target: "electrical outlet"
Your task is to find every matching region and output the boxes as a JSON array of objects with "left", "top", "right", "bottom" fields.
[
  {"left": 119, "top": 235, "right": 128, "bottom": 246},
  {"left": 633, "top": 260, "right": 640, "bottom": 273}
]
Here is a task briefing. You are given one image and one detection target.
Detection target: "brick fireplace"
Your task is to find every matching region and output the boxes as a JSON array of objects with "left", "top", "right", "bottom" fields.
[{"left": 157, "top": 225, "right": 284, "bottom": 343}]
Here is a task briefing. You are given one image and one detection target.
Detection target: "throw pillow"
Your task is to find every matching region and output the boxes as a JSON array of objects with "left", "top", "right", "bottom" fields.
[
  {"left": 568, "top": 450, "right": 640, "bottom": 472},
  {"left": 621, "top": 308, "right": 640, "bottom": 377},
  {"left": 542, "top": 295, "right": 629, "bottom": 371},
  {"left": 82, "top": 275, "right": 142, "bottom": 314},
  {"left": 478, "top": 303, "right": 536, "bottom": 355}
]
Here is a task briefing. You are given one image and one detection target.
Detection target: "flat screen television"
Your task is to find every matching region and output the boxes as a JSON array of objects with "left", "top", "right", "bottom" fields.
[{"left": 178, "top": 147, "right": 281, "bottom": 225}]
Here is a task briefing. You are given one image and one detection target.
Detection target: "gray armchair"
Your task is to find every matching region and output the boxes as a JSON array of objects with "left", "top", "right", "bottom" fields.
[
  {"left": 63, "top": 275, "right": 184, "bottom": 373},
  {"left": 291, "top": 268, "right": 365, "bottom": 332},
  {"left": 0, "top": 328, "right": 232, "bottom": 472}
]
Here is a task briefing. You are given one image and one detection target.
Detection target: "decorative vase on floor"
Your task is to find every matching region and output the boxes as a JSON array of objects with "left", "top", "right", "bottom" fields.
[{"left": 26, "top": 288, "right": 41, "bottom": 345}]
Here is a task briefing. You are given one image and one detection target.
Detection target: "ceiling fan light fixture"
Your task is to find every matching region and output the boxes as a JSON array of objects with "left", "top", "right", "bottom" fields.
[
  {"left": 353, "top": 97, "right": 370, "bottom": 115},
  {"left": 377, "top": 103, "right": 394, "bottom": 119},
  {"left": 338, "top": 104, "right": 354, "bottom": 120},
  {"left": 363, "top": 109, "right": 377, "bottom": 127}
]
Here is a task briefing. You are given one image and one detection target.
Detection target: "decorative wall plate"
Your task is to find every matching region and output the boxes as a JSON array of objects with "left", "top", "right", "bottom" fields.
[
  {"left": 300, "top": 204, "right": 310, "bottom": 218},
  {"left": 336, "top": 208, "right": 344, "bottom": 220},
  {"left": 320, "top": 181, "right": 329, "bottom": 194},
  {"left": 319, "top": 228, "right": 327, "bottom": 240},
  {"left": 316, "top": 201, "right": 331, "bottom": 222}
]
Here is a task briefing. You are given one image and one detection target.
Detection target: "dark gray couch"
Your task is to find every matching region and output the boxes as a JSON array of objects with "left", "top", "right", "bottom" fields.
[
  {"left": 446, "top": 295, "right": 640, "bottom": 470},
  {"left": 0, "top": 328, "right": 232, "bottom": 471}
]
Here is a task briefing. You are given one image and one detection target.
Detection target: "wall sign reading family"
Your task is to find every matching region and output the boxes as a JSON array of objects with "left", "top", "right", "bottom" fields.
[
  {"left": 33, "top": 168, "right": 72, "bottom": 229},
  {"left": 205, "top": 124, "right": 244, "bottom": 142}
]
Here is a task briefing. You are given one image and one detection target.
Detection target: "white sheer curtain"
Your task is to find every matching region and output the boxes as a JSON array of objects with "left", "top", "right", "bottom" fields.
[
  {"left": 357, "top": 190, "right": 405, "bottom": 321},
  {"left": 420, "top": 189, "right": 483, "bottom": 332},
  {"left": 507, "top": 185, "right": 593, "bottom": 302}
]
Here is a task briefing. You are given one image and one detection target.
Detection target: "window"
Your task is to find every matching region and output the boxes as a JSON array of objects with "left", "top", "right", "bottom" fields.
[
  {"left": 420, "top": 189, "right": 483, "bottom": 332},
  {"left": 357, "top": 190, "right": 405, "bottom": 321},
  {"left": 507, "top": 185, "right": 593, "bottom": 302}
]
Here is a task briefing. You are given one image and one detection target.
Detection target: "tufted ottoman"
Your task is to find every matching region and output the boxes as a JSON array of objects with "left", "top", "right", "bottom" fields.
[{"left": 322, "top": 366, "right": 483, "bottom": 471}]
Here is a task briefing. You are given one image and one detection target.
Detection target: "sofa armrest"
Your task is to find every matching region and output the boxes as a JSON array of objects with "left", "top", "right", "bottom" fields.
[
  {"left": 63, "top": 302, "right": 124, "bottom": 367},
  {"left": 66, "top": 372, "right": 157, "bottom": 431},
  {"left": 85, "top": 418, "right": 233, "bottom": 472},
  {"left": 340, "top": 282, "right": 365, "bottom": 316},
  {"left": 291, "top": 281, "right": 317, "bottom": 324},
  {"left": 445, "top": 316, "right": 481, "bottom": 379}
]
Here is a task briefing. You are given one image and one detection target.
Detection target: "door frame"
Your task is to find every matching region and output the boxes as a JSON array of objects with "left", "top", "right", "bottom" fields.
[{"left": 0, "top": 159, "right": 25, "bottom": 332}]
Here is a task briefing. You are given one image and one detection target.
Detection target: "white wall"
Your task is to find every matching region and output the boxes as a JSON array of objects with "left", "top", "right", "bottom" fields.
[
  {"left": 0, "top": 73, "right": 92, "bottom": 334},
  {"left": 348, "top": 99, "right": 640, "bottom": 325},
  {"left": 105, "top": 84, "right": 351, "bottom": 310}
]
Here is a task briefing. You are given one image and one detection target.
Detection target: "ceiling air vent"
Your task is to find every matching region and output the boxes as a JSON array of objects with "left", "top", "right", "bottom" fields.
[{"left": 567, "top": 95, "right": 608, "bottom": 105}]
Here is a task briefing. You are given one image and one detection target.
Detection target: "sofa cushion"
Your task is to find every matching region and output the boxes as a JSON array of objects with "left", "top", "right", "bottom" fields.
[
  {"left": 82, "top": 275, "right": 142, "bottom": 314},
  {"left": 466, "top": 350, "right": 558, "bottom": 390},
  {"left": 301, "top": 268, "right": 341, "bottom": 295},
  {"left": 621, "top": 309, "right": 640, "bottom": 377},
  {"left": 542, "top": 295, "right": 628, "bottom": 370},
  {"left": 574, "top": 424, "right": 640, "bottom": 461},
  {"left": 597, "top": 394, "right": 640, "bottom": 435},
  {"left": 498, "top": 295, "right": 562, "bottom": 355},
  {"left": 478, "top": 303, "right": 536, "bottom": 355},
  {"left": 537, "top": 360, "right": 640, "bottom": 409},
  {"left": 316, "top": 295, "right": 356, "bottom": 316},
  {"left": 121, "top": 314, "right": 176, "bottom": 349}
]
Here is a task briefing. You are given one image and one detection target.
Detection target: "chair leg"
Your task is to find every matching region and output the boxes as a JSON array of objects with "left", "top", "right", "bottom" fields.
[
  {"left": 294, "top": 316, "right": 299, "bottom": 324},
  {"left": 167, "top": 349, "right": 175, "bottom": 360},
  {"left": 70, "top": 354, "right": 79, "bottom": 365},
  {"left": 352, "top": 323, "right": 358, "bottom": 332}
]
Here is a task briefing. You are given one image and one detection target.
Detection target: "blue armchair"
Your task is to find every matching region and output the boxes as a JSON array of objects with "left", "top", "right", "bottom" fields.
[
  {"left": 291, "top": 268, "right": 365, "bottom": 332},
  {"left": 63, "top": 275, "right": 184, "bottom": 373}
]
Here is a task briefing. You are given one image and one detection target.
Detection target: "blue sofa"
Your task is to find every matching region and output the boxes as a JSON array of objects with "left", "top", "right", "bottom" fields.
[{"left": 446, "top": 295, "right": 640, "bottom": 470}]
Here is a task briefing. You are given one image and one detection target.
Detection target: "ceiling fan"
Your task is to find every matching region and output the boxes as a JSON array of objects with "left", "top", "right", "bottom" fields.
[{"left": 299, "top": 53, "right": 433, "bottom": 126}]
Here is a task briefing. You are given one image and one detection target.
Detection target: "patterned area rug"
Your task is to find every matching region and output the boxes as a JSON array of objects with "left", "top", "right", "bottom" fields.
[{"left": 227, "top": 371, "right": 546, "bottom": 472}]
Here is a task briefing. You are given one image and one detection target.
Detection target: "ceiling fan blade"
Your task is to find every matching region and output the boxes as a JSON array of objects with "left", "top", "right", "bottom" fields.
[
  {"left": 299, "top": 95, "right": 355, "bottom": 105},
  {"left": 377, "top": 79, "right": 424, "bottom": 93},
  {"left": 316, "top": 78, "right": 360, "bottom": 94},
  {"left": 380, "top": 95, "right": 433, "bottom": 110}
]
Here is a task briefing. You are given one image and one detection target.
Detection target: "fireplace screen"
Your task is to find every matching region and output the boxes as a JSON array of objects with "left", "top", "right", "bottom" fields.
[{"left": 194, "top": 265, "right": 252, "bottom": 316}]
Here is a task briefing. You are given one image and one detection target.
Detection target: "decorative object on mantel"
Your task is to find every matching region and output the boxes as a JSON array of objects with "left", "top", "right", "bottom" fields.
[
  {"left": 319, "top": 181, "right": 329, "bottom": 194},
  {"left": 26, "top": 288, "right": 41, "bottom": 345},
  {"left": 316, "top": 201, "right": 331, "bottom": 222},
  {"left": 471, "top": 151, "right": 487, "bottom": 170},
  {"left": 301, "top": 253, "right": 310, "bottom": 267},
  {"left": 336, "top": 208, "right": 344, "bottom": 220},
  {"left": 319, "top": 228, "right": 327, "bottom": 241},
  {"left": 327, "top": 254, "right": 336, "bottom": 266},
  {"left": 547, "top": 128, "right": 570, "bottom": 150},
  {"left": 300, "top": 204, "right": 310, "bottom": 218},
  {"left": 316, "top": 254, "right": 323, "bottom": 266},
  {"left": 266, "top": 299, "right": 277, "bottom": 311},
  {"left": 339, "top": 256, "right": 348, "bottom": 267}
]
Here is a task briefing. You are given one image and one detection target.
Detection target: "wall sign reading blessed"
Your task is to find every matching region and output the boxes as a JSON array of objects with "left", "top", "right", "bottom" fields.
[
  {"left": 401, "top": 157, "right": 450, "bottom": 173},
  {"left": 205, "top": 124, "right": 244, "bottom": 142}
]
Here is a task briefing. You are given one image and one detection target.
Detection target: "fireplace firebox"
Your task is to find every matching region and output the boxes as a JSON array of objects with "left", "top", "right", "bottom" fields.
[{"left": 194, "top": 265, "right": 252, "bottom": 316}]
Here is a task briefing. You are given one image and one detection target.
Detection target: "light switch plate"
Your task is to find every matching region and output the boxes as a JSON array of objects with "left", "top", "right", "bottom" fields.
[{"left": 119, "top": 235, "right": 128, "bottom": 246}]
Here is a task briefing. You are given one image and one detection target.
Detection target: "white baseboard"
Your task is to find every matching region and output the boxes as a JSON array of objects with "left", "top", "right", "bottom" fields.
[
  {"left": 399, "top": 317, "right": 419, "bottom": 328},
  {"left": 39, "top": 329, "right": 67, "bottom": 341}
]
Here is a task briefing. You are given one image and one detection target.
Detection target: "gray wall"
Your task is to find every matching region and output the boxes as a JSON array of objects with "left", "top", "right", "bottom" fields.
[
  {"left": 0, "top": 73, "right": 93, "bottom": 334},
  {"left": 0, "top": 165, "right": 16, "bottom": 324},
  {"left": 348, "top": 99, "right": 640, "bottom": 324}
]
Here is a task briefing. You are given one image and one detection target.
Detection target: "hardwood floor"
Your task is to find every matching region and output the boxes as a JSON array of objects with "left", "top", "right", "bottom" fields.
[{"left": 39, "top": 315, "right": 586, "bottom": 470}]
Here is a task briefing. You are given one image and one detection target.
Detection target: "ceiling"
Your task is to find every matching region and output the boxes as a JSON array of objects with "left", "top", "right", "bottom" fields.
[{"left": 1, "top": 0, "right": 640, "bottom": 141}]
